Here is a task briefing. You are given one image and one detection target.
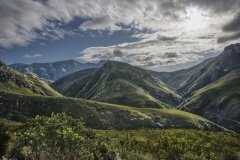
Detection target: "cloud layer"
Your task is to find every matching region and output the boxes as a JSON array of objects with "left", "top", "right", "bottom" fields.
[
  {"left": 24, "top": 53, "right": 42, "bottom": 58},
  {"left": 1, "top": 0, "right": 240, "bottom": 67}
]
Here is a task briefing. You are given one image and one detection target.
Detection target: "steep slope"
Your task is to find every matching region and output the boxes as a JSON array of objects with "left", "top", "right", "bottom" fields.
[
  {"left": 0, "top": 60, "right": 61, "bottom": 96},
  {"left": 150, "top": 58, "right": 213, "bottom": 89},
  {"left": 52, "top": 68, "right": 97, "bottom": 93},
  {"left": 10, "top": 60, "right": 104, "bottom": 82},
  {"left": 0, "top": 92, "right": 225, "bottom": 131},
  {"left": 52, "top": 61, "right": 182, "bottom": 108},
  {"left": 178, "top": 43, "right": 240, "bottom": 97},
  {"left": 180, "top": 69, "right": 240, "bottom": 132}
]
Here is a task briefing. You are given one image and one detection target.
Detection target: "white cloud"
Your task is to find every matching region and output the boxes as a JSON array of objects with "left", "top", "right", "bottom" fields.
[
  {"left": 24, "top": 53, "right": 42, "bottom": 58},
  {"left": 79, "top": 16, "right": 121, "bottom": 31},
  {"left": 76, "top": 30, "right": 221, "bottom": 68},
  {"left": 1, "top": 0, "right": 239, "bottom": 48},
  {"left": 1, "top": 0, "right": 240, "bottom": 68}
]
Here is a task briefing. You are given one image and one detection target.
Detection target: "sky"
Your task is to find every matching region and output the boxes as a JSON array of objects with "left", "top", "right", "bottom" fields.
[{"left": 0, "top": 0, "right": 240, "bottom": 71}]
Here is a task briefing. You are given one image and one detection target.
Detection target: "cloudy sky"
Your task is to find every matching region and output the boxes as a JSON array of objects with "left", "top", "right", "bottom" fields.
[{"left": 0, "top": 0, "right": 240, "bottom": 71}]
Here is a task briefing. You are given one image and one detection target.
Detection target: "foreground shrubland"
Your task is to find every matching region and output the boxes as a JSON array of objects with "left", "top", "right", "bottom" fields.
[{"left": 0, "top": 114, "right": 239, "bottom": 160}]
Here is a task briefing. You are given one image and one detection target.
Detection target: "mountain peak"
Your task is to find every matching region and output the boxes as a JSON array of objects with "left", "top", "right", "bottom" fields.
[
  {"left": 52, "top": 59, "right": 182, "bottom": 108},
  {"left": 223, "top": 43, "right": 240, "bottom": 55},
  {"left": 102, "top": 60, "right": 132, "bottom": 68}
]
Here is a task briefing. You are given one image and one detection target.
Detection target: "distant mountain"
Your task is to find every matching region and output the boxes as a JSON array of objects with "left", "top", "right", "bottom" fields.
[
  {"left": 152, "top": 43, "right": 240, "bottom": 97},
  {"left": 52, "top": 61, "right": 182, "bottom": 108},
  {"left": 10, "top": 60, "right": 104, "bottom": 82},
  {"left": 180, "top": 69, "right": 240, "bottom": 132},
  {"left": 0, "top": 60, "right": 61, "bottom": 96},
  {"left": 150, "top": 58, "right": 213, "bottom": 89},
  {"left": 177, "top": 43, "right": 240, "bottom": 97}
]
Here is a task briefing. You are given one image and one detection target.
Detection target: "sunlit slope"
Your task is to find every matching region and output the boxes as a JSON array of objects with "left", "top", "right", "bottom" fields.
[
  {"left": 0, "top": 61, "right": 61, "bottom": 96},
  {"left": 0, "top": 92, "right": 224, "bottom": 131}
]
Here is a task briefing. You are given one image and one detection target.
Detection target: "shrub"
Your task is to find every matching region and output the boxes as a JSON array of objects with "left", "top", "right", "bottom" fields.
[{"left": 10, "top": 113, "right": 119, "bottom": 160}]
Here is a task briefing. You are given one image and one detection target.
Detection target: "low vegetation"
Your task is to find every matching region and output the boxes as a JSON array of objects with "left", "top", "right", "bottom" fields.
[
  {"left": 4, "top": 113, "right": 119, "bottom": 160},
  {"left": 1, "top": 114, "right": 239, "bottom": 160},
  {"left": 98, "top": 130, "right": 240, "bottom": 160}
]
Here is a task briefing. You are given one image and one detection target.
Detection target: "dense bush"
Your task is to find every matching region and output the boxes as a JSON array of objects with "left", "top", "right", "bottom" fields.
[
  {"left": 8, "top": 113, "right": 119, "bottom": 160},
  {"left": 98, "top": 130, "right": 240, "bottom": 160},
  {"left": 2, "top": 114, "right": 240, "bottom": 160}
]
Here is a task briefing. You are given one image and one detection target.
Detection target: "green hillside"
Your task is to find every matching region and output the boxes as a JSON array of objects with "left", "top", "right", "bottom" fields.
[
  {"left": 180, "top": 69, "right": 240, "bottom": 132},
  {"left": 150, "top": 58, "right": 214, "bottom": 89},
  {"left": 52, "top": 68, "right": 97, "bottom": 93},
  {"left": 0, "top": 61, "right": 61, "bottom": 96},
  {"left": 52, "top": 61, "right": 182, "bottom": 108},
  {"left": 0, "top": 92, "right": 224, "bottom": 131}
]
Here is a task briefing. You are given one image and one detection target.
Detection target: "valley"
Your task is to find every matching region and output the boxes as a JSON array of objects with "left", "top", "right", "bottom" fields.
[
  {"left": 1, "top": 1, "right": 240, "bottom": 159},
  {"left": 0, "top": 43, "right": 240, "bottom": 159}
]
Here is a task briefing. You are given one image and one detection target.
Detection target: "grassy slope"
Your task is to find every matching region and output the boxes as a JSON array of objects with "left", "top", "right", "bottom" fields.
[
  {"left": 150, "top": 58, "right": 213, "bottom": 89},
  {"left": 0, "top": 63, "right": 61, "bottom": 97},
  {"left": 180, "top": 69, "right": 240, "bottom": 132},
  {"left": 52, "top": 61, "right": 181, "bottom": 108},
  {"left": 52, "top": 68, "right": 97, "bottom": 93},
  {"left": 178, "top": 44, "right": 240, "bottom": 97},
  {"left": 0, "top": 92, "right": 224, "bottom": 131}
]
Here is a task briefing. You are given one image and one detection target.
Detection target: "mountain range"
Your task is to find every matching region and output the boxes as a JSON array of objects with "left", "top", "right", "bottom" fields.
[
  {"left": 1, "top": 43, "right": 240, "bottom": 133},
  {"left": 10, "top": 60, "right": 104, "bottom": 83},
  {"left": 0, "top": 60, "right": 221, "bottom": 131}
]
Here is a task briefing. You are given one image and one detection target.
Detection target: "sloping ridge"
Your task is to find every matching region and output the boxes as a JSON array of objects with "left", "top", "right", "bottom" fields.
[
  {"left": 0, "top": 91, "right": 225, "bottom": 131},
  {"left": 150, "top": 58, "right": 213, "bottom": 89},
  {"left": 180, "top": 68, "right": 240, "bottom": 132},
  {"left": 52, "top": 61, "right": 182, "bottom": 108},
  {"left": 0, "top": 61, "right": 61, "bottom": 96},
  {"left": 178, "top": 43, "right": 240, "bottom": 97}
]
